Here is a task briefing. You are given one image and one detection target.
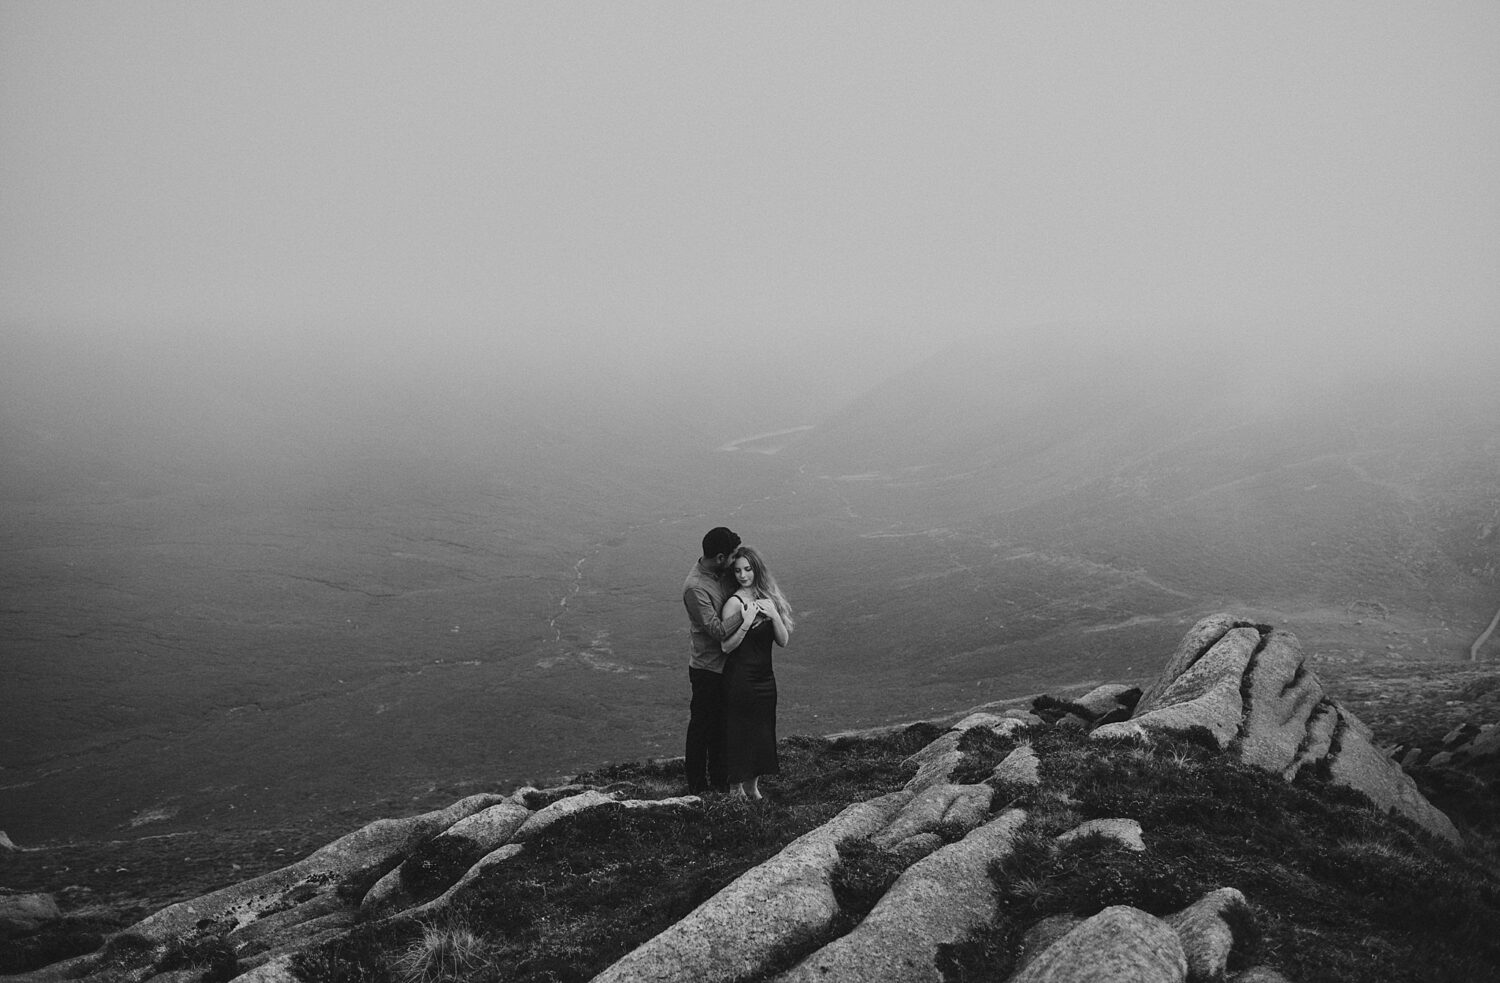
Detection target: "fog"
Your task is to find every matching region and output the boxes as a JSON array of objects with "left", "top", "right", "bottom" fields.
[
  {"left": 3, "top": 1, "right": 1498, "bottom": 449},
  {"left": 7, "top": 4, "right": 1500, "bottom": 849}
]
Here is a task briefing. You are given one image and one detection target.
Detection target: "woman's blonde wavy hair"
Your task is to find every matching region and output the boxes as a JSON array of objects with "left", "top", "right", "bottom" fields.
[{"left": 726, "top": 545, "right": 795, "bottom": 631}]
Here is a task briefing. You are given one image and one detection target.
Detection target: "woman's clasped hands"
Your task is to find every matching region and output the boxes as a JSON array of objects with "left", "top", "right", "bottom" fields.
[{"left": 745, "top": 597, "right": 775, "bottom": 624}]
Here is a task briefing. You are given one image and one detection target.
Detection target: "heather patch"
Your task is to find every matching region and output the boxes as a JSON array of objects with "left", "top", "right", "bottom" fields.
[{"left": 966, "top": 727, "right": 1500, "bottom": 983}]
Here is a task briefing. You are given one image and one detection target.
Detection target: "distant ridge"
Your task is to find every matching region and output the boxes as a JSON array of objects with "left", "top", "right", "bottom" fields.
[{"left": 776, "top": 326, "right": 1500, "bottom": 643}]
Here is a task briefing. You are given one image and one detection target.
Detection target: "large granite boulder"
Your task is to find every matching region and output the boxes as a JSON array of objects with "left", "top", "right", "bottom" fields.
[
  {"left": 1094, "top": 614, "right": 1461, "bottom": 844},
  {"left": 1055, "top": 818, "right": 1144, "bottom": 853},
  {"left": 1010, "top": 905, "right": 1187, "bottom": 983}
]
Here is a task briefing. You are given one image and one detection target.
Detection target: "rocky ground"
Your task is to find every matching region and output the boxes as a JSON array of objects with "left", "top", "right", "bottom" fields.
[
  {"left": 4, "top": 614, "right": 1498, "bottom": 981},
  {"left": 11, "top": 652, "right": 1492, "bottom": 906}
]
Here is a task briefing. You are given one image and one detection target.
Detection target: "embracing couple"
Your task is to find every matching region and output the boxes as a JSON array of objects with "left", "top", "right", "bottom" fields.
[{"left": 681, "top": 525, "right": 795, "bottom": 800}]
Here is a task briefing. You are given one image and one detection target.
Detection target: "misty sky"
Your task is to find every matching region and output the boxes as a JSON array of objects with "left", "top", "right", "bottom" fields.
[{"left": 2, "top": 2, "right": 1497, "bottom": 423}]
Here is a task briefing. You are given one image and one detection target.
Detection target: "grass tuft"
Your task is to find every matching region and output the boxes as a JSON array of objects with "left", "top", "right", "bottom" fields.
[
  {"left": 157, "top": 932, "right": 238, "bottom": 983},
  {"left": 391, "top": 924, "right": 492, "bottom": 983}
]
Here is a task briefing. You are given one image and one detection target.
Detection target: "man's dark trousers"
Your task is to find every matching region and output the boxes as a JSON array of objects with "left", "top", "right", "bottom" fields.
[{"left": 686, "top": 667, "right": 727, "bottom": 792}]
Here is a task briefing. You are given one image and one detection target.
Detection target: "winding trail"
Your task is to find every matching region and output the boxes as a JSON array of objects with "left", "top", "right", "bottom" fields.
[
  {"left": 1470, "top": 601, "right": 1500, "bottom": 661},
  {"left": 714, "top": 424, "right": 814, "bottom": 453},
  {"left": 546, "top": 554, "right": 596, "bottom": 643}
]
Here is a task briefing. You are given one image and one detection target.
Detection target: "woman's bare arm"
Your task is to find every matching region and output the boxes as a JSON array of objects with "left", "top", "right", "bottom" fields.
[{"left": 719, "top": 596, "right": 755, "bottom": 653}]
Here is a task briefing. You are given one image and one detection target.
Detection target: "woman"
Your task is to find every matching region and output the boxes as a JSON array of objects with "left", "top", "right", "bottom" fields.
[{"left": 718, "top": 544, "right": 794, "bottom": 801}]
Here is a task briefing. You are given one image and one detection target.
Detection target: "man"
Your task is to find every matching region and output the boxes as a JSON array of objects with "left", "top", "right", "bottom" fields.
[{"left": 681, "top": 525, "right": 746, "bottom": 793}]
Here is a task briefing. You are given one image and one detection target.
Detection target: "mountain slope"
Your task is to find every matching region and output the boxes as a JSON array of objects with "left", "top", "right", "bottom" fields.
[{"left": 775, "top": 328, "right": 1500, "bottom": 645}]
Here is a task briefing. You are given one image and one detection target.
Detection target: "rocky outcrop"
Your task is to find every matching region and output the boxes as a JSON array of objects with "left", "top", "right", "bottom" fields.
[
  {"left": 9, "top": 612, "right": 1475, "bottom": 983},
  {"left": 360, "top": 799, "right": 531, "bottom": 916},
  {"left": 1093, "top": 614, "right": 1462, "bottom": 844},
  {"left": 6, "top": 787, "right": 705, "bottom": 983},
  {"left": 902, "top": 711, "right": 1034, "bottom": 792},
  {"left": 1393, "top": 717, "right": 1500, "bottom": 773},
  {"left": 0, "top": 894, "right": 61, "bottom": 935},
  {"left": 991, "top": 744, "right": 1042, "bottom": 789},
  {"left": 131, "top": 792, "right": 509, "bottom": 941},
  {"left": 870, "top": 783, "right": 994, "bottom": 852},
  {"left": 1008, "top": 892, "right": 1277, "bottom": 983},
  {"left": 590, "top": 790, "right": 913, "bottom": 983},
  {"left": 1010, "top": 906, "right": 1186, "bottom": 983},
  {"left": 774, "top": 810, "right": 1028, "bottom": 983},
  {"left": 1164, "top": 887, "right": 1250, "bottom": 981},
  {"left": 384, "top": 843, "right": 524, "bottom": 926},
  {"left": 1055, "top": 818, "right": 1144, "bottom": 853}
]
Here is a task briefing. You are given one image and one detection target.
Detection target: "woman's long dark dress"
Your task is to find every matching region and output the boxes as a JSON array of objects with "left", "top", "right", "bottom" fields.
[{"left": 723, "top": 613, "right": 779, "bottom": 784}]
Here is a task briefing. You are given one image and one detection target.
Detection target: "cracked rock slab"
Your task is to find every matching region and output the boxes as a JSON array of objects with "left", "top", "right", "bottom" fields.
[
  {"left": 872, "top": 784, "right": 993, "bottom": 850},
  {"left": 1136, "top": 613, "right": 1240, "bottom": 714},
  {"left": 905, "top": 748, "right": 966, "bottom": 793},
  {"left": 1239, "top": 631, "right": 1325, "bottom": 773},
  {"left": 775, "top": 810, "right": 1028, "bottom": 983},
  {"left": 588, "top": 790, "right": 913, "bottom": 983},
  {"left": 514, "top": 790, "right": 620, "bottom": 840}
]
